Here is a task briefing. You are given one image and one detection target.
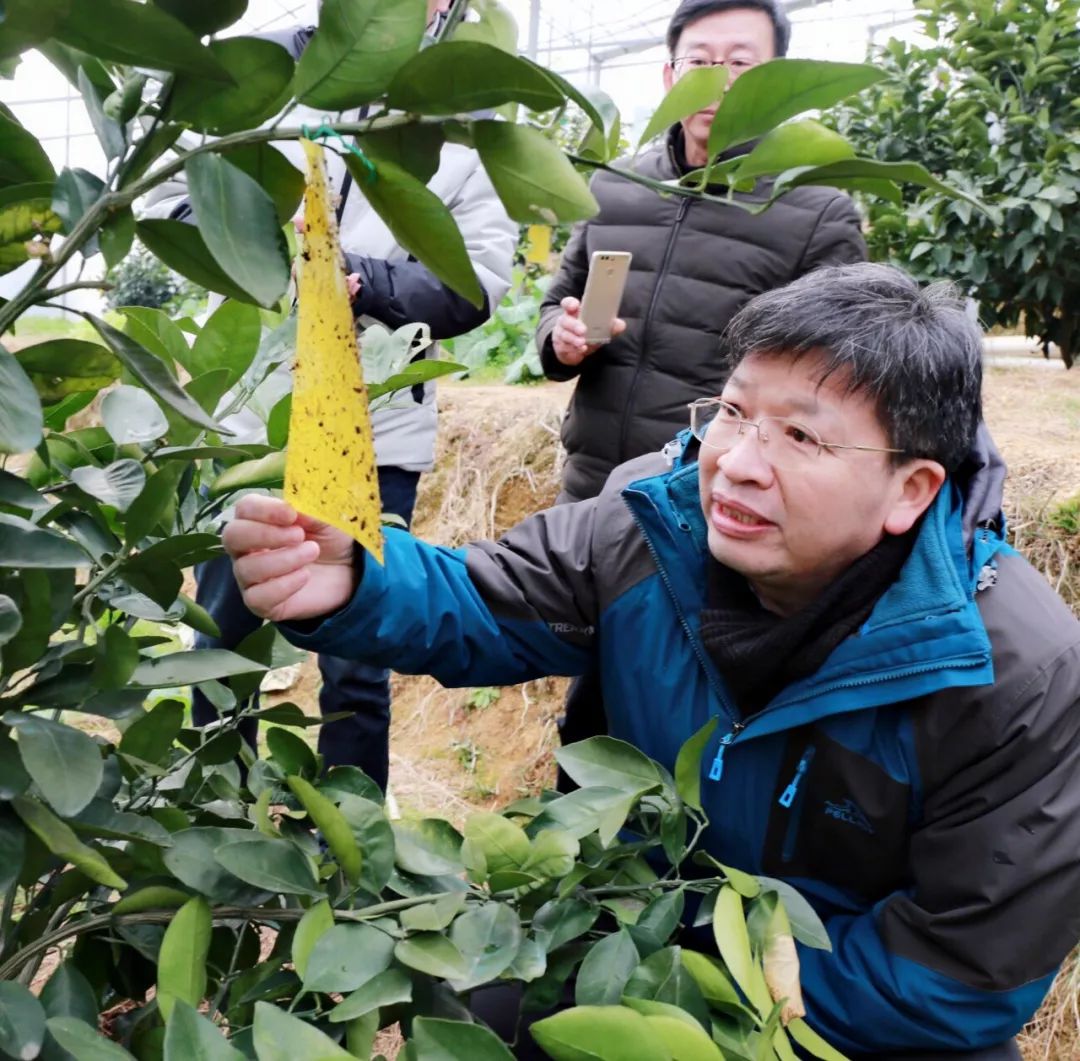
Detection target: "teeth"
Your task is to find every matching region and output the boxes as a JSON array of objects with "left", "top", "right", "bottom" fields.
[{"left": 719, "top": 504, "right": 763, "bottom": 526}]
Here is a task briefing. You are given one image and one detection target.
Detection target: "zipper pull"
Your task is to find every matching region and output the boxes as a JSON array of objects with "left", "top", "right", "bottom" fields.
[
  {"left": 707, "top": 723, "right": 744, "bottom": 782},
  {"left": 778, "top": 747, "right": 815, "bottom": 808}
]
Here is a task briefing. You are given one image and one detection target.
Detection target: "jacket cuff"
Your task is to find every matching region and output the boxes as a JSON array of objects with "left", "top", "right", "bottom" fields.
[{"left": 538, "top": 319, "right": 582, "bottom": 382}]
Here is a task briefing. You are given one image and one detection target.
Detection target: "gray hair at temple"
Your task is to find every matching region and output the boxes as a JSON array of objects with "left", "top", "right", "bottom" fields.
[{"left": 720, "top": 262, "right": 983, "bottom": 474}]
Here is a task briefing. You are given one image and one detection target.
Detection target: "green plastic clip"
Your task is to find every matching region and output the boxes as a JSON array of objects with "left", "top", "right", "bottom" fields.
[{"left": 300, "top": 117, "right": 377, "bottom": 183}]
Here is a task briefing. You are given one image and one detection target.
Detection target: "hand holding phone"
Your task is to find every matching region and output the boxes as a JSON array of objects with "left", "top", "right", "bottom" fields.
[{"left": 551, "top": 252, "right": 632, "bottom": 367}]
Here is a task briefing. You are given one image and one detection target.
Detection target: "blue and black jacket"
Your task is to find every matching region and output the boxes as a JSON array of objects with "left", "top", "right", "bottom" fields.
[{"left": 283, "top": 435, "right": 1080, "bottom": 1055}]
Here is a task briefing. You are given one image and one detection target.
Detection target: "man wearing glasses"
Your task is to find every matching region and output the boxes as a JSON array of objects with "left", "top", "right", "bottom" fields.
[
  {"left": 538, "top": 0, "right": 868, "bottom": 766},
  {"left": 224, "top": 263, "right": 1080, "bottom": 1060}
]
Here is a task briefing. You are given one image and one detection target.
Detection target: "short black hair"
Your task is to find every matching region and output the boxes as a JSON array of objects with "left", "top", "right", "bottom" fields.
[
  {"left": 721, "top": 263, "right": 983, "bottom": 474},
  {"left": 666, "top": 1, "right": 792, "bottom": 58}
]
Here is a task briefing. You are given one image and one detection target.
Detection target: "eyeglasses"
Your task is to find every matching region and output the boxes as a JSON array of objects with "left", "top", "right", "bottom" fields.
[
  {"left": 670, "top": 55, "right": 756, "bottom": 76},
  {"left": 688, "top": 398, "right": 905, "bottom": 468}
]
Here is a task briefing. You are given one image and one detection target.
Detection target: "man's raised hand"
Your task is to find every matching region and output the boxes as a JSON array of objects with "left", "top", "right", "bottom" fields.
[
  {"left": 223, "top": 496, "right": 357, "bottom": 623},
  {"left": 551, "top": 296, "right": 626, "bottom": 366}
]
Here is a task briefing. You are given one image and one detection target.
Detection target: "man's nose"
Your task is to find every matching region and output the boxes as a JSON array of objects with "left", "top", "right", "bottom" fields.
[{"left": 718, "top": 426, "right": 774, "bottom": 486}]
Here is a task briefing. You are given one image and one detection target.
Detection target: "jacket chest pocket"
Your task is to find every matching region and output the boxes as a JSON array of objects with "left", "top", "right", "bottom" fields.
[{"left": 761, "top": 731, "right": 912, "bottom": 900}]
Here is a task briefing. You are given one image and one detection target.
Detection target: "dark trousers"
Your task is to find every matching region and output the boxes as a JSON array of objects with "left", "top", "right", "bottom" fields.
[{"left": 192, "top": 466, "right": 421, "bottom": 790}]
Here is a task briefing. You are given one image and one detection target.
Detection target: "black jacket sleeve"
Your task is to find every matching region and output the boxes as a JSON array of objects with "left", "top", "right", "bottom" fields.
[
  {"left": 793, "top": 193, "right": 868, "bottom": 276},
  {"left": 346, "top": 252, "right": 489, "bottom": 341}
]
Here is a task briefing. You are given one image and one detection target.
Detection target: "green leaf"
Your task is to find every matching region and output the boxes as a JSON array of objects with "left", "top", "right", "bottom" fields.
[
  {"left": 12, "top": 796, "right": 126, "bottom": 889},
  {"left": 287, "top": 775, "right": 362, "bottom": 884},
  {"left": 266, "top": 727, "right": 316, "bottom": 778},
  {"left": 787, "top": 1018, "right": 851, "bottom": 1061},
  {"left": 393, "top": 819, "right": 464, "bottom": 876},
  {"left": 157, "top": 896, "right": 211, "bottom": 1022},
  {"left": 222, "top": 143, "right": 304, "bottom": 228},
  {"left": 472, "top": 120, "right": 599, "bottom": 224},
  {"left": 120, "top": 305, "right": 189, "bottom": 368},
  {"left": 16, "top": 338, "right": 120, "bottom": 405},
  {"left": 628, "top": 890, "right": 685, "bottom": 957},
  {"left": 708, "top": 60, "right": 887, "bottom": 158},
  {"left": 394, "top": 932, "right": 468, "bottom": 979},
  {"left": 731, "top": 120, "right": 855, "bottom": 182},
  {"left": 0, "top": 812, "right": 25, "bottom": 905},
  {"left": 529, "top": 786, "right": 639, "bottom": 846},
  {"left": 303, "top": 922, "right": 396, "bottom": 992},
  {"left": 45, "top": 1017, "right": 135, "bottom": 1061},
  {"left": 410, "top": 1017, "right": 516, "bottom": 1061},
  {"left": 0, "top": 595, "right": 20, "bottom": 648},
  {"left": 71, "top": 800, "right": 172, "bottom": 846},
  {"left": 88, "top": 314, "right": 224, "bottom": 432},
  {"left": 0, "top": 513, "right": 84, "bottom": 569},
  {"left": 252, "top": 1002, "right": 354, "bottom": 1061},
  {"left": 291, "top": 899, "right": 334, "bottom": 981},
  {"left": 119, "top": 699, "right": 184, "bottom": 765},
  {"left": 52, "top": 166, "right": 104, "bottom": 236},
  {"left": 449, "top": 903, "right": 521, "bottom": 990},
  {"left": 53, "top": 0, "right": 231, "bottom": 81},
  {"left": 208, "top": 451, "right": 285, "bottom": 497},
  {"left": 71, "top": 459, "right": 146, "bottom": 512},
  {"left": 673, "top": 717, "right": 717, "bottom": 813},
  {"left": 556, "top": 737, "right": 663, "bottom": 795},
  {"left": 350, "top": 154, "right": 483, "bottom": 309},
  {"left": 0, "top": 734, "right": 30, "bottom": 799},
  {"left": 171, "top": 37, "right": 293, "bottom": 135},
  {"left": 0, "top": 183, "right": 62, "bottom": 276},
  {"left": 755, "top": 875, "right": 831, "bottom": 951},
  {"left": 400, "top": 892, "right": 466, "bottom": 932},
  {"left": 99, "top": 385, "right": 168, "bottom": 446},
  {"left": 366, "top": 358, "right": 467, "bottom": 401},
  {"left": 136, "top": 219, "right": 257, "bottom": 305},
  {"left": 41, "top": 962, "right": 98, "bottom": 1035},
  {"left": 639, "top": 1013, "right": 723, "bottom": 1060},
  {"left": 336, "top": 793, "right": 395, "bottom": 896},
  {"left": 575, "top": 929, "right": 639, "bottom": 1007},
  {"left": 0, "top": 345, "right": 43, "bottom": 454},
  {"left": 266, "top": 394, "right": 291, "bottom": 450},
  {"left": 78, "top": 67, "right": 124, "bottom": 162},
  {"left": 713, "top": 884, "right": 771, "bottom": 1015},
  {"left": 0, "top": 0, "right": 72, "bottom": 62},
  {"left": 360, "top": 125, "right": 444, "bottom": 186},
  {"left": 388, "top": 42, "right": 562, "bottom": 116},
  {"left": 129, "top": 649, "right": 265, "bottom": 688},
  {"left": 190, "top": 300, "right": 260, "bottom": 389},
  {"left": 152, "top": 0, "right": 247, "bottom": 36},
  {"left": 0, "top": 112, "right": 55, "bottom": 188},
  {"left": 293, "top": 0, "right": 426, "bottom": 110},
  {"left": 329, "top": 966, "right": 411, "bottom": 1023},
  {"left": 519, "top": 828, "right": 578, "bottom": 880},
  {"left": 215, "top": 837, "right": 322, "bottom": 897},
  {"left": 186, "top": 153, "right": 290, "bottom": 309},
  {"left": 161, "top": 827, "right": 264, "bottom": 902},
  {"left": 5, "top": 712, "right": 102, "bottom": 816},
  {"left": 679, "top": 949, "right": 742, "bottom": 1009},
  {"left": 463, "top": 811, "right": 529, "bottom": 875},
  {"left": 637, "top": 65, "right": 728, "bottom": 150},
  {"left": 530, "top": 1005, "right": 672, "bottom": 1061},
  {"left": 623, "top": 946, "right": 711, "bottom": 1030},
  {"left": 164, "top": 1000, "right": 246, "bottom": 1061},
  {"left": 533, "top": 897, "right": 598, "bottom": 953},
  {"left": 92, "top": 624, "right": 140, "bottom": 690},
  {"left": 0, "top": 982, "right": 45, "bottom": 1059}
]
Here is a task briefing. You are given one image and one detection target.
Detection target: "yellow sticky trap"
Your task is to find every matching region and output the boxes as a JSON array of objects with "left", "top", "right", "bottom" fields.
[
  {"left": 284, "top": 140, "right": 383, "bottom": 563},
  {"left": 524, "top": 223, "right": 551, "bottom": 265}
]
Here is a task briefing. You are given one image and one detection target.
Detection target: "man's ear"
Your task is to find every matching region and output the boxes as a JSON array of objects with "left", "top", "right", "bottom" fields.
[
  {"left": 883, "top": 460, "right": 947, "bottom": 535},
  {"left": 663, "top": 62, "right": 675, "bottom": 93}
]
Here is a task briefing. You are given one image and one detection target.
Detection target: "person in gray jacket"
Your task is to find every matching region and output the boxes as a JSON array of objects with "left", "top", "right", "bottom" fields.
[
  {"left": 146, "top": 0, "right": 516, "bottom": 789},
  {"left": 539, "top": 0, "right": 867, "bottom": 505}
]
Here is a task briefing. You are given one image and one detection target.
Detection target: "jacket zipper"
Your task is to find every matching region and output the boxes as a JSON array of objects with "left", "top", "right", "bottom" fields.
[
  {"left": 617, "top": 196, "right": 691, "bottom": 465},
  {"left": 780, "top": 745, "right": 816, "bottom": 862},
  {"left": 707, "top": 721, "right": 746, "bottom": 782}
]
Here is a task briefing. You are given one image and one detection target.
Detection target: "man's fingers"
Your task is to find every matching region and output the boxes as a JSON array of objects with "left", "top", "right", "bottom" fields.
[
  {"left": 611, "top": 317, "right": 627, "bottom": 336},
  {"left": 223, "top": 519, "right": 303, "bottom": 558},
  {"left": 234, "top": 541, "right": 319, "bottom": 590},
  {"left": 234, "top": 495, "right": 299, "bottom": 526},
  {"left": 560, "top": 296, "right": 581, "bottom": 315},
  {"left": 242, "top": 569, "right": 311, "bottom": 621}
]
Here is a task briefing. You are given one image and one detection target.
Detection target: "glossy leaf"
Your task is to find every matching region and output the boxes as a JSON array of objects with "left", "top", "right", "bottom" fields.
[
  {"left": 251, "top": 1002, "right": 354, "bottom": 1061},
  {"left": 532, "top": 897, "right": 598, "bottom": 953},
  {"left": 708, "top": 59, "right": 886, "bottom": 157},
  {"left": 216, "top": 837, "right": 322, "bottom": 897},
  {"left": 336, "top": 793, "right": 395, "bottom": 896},
  {"left": 171, "top": 37, "right": 293, "bottom": 135},
  {"left": 0, "top": 0, "right": 72, "bottom": 62},
  {"left": 555, "top": 736, "right": 663, "bottom": 795},
  {"left": 120, "top": 305, "right": 190, "bottom": 368},
  {"left": 208, "top": 451, "right": 285, "bottom": 497},
  {"left": 78, "top": 67, "right": 124, "bottom": 161},
  {"left": 51, "top": 166, "right": 104, "bottom": 235},
  {"left": 0, "top": 345, "right": 43, "bottom": 454},
  {"left": 266, "top": 727, "right": 316, "bottom": 777},
  {"left": 0, "top": 182, "right": 62, "bottom": 276},
  {"left": 293, "top": 0, "right": 426, "bottom": 110},
  {"left": 400, "top": 892, "right": 466, "bottom": 933},
  {"left": 0, "top": 112, "right": 55, "bottom": 188},
  {"left": 530, "top": 1006, "right": 672, "bottom": 1061},
  {"left": 350, "top": 154, "right": 483, "bottom": 309},
  {"left": 637, "top": 65, "right": 728, "bottom": 150},
  {"left": 119, "top": 700, "right": 184, "bottom": 765},
  {"left": 0, "top": 984, "right": 47, "bottom": 1061},
  {"left": 45, "top": 1017, "right": 135, "bottom": 1061},
  {"left": 186, "top": 153, "right": 290, "bottom": 309},
  {"left": 291, "top": 899, "right": 334, "bottom": 981},
  {"left": 449, "top": 902, "right": 521, "bottom": 990},
  {"left": 731, "top": 119, "right": 854, "bottom": 182},
  {"left": 71, "top": 459, "right": 145, "bottom": 512},
  {"left": 136, "top": 219, "right": 256, "bottom": 305},
  {"left": 528, "top": 786, "right": 639, "bottom": 846},
  {"left": 129, "top": 649, "right": 265, "bottom": 688},
  {"left": 0, "top": 595, "right": 21, "bottom": 648},
  {"left": 89, "top": 314, "right": 223, "bottom": 432},
  {"left": 5, "top": 712, "right": 102, "bottom": 816},
  {"left": 410, "top": 1017, "right": 516, "bottom": 1061},
  {"left": 16, "top": 338, "right": 120, "bottom": 405},
  {"left": 472, "top": 120, "right": 599, "bottom": 224},
  {"left": 639, "top": 1013, "right": 723, "bottom": 1060},
  {"left": 575, "top": 929, "right": 639, "bottom": 1007},
  {"left": 12, "top": 796, "right": 126, "bottom": 890},
  {"left": 519, "top": 828, "right": 578, "bottom": 880},
  {"left": 674, "top": 717, "right": 718, "bottom": 812},
  {"left": 303, "top": 922, "right": 396, "bottom": 992},
  {"left": 221, "top": 143, "right": 304, "bottom": 228},
  {"left": 0, "top": 812, "right": 25, "bottom": 904},
  {"left": 628, "top": 889, "right": 685, "bottom": 957},
  {"left": 53, "top": 0, "right": 231, "bottom": 81},
  {"left": 679, "top": 949, "right": 742, "bottom": 1009},
  {"left": 756, "top": 875, "right": 831, "bottom": 951},
  {"left": 394, "top": 932, "right": 468, "bottom": 979},
  {"left": 100, "top": 385, "right": 169, "bottom": 445},
  {"left": 360, "top": 124, "right": 444, "bottom": 186},
  {"left": 0, "top": 513, "right": 85, "bottom": 569},
  {"left": 788, "top": 1017, "right": 851, "bottom": 1061},
  {"left": 463, "top": 811, "right": 529, "bottom": 875},
  {"left": 393, "top": 818, "right": 464, "bottom": 876},
  {"left": 623, "top": 946, "right": 711, "bottom": 1030},
  {"left": 161, "top": 827, "right": 265, "bottom": 902},
  {"left": 329, "top": 967, "right": 411, "bottom": 1023},
  {"left": 157, "top": 896, "right": 211, "bottom": 1022},
  {"left": 189, "top": 300, "right": 260, "bottom": 389},
  {"left": 164, "top": 999, "right": 246, "bottom": 1061},
  {"left": 287, "top": 775, "right": 362, "bottom": 884},
  {"left": 713, "top": 883, "right": 771, "bottom": 1015},
  {"left": 152, "top": 0, "right": 248, "bottom": 36}
]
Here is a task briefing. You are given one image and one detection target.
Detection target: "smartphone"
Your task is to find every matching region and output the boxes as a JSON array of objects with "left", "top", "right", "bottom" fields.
[{"left": 579, "top": 251, "right": 632, "bottom": 345}]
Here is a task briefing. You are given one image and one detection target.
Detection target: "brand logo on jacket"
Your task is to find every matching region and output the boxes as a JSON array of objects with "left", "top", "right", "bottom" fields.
[{"left": 823, "top": 798, "right": 875, "bottom": 834}]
